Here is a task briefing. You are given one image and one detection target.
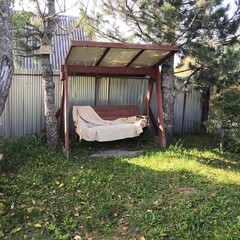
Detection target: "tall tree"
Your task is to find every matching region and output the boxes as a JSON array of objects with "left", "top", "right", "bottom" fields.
[
  {"left": 12, "top": 0, "right": 84, "bottom": 150},
  {"left": 82, "top": 0, "right": 240, "bottom": 144},
  {"left": 0, "top": 0, "right": 13, "bottom": 116},
  {"left": 12, "top": 0, "right": 58, "bottom": 149},
  {"left": 40, "top": 0, "right": 58, "bottom": 150}
]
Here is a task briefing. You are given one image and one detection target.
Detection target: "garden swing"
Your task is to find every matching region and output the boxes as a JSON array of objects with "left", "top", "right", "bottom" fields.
[{"left": 59, "top": 41, "right": 179, "bottom": 157}]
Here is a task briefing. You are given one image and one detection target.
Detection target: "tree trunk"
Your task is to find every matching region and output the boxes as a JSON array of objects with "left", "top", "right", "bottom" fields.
[
  {"left": 41, "top": 0, "right": 58, "bottom": 150},
  {"left": 41, "top": 54, "right": 58, "bottom": 150},
  {"left": 162, "top": 57, "right": 175, "bottom": 146},
  {"left": 201, "top": 86, "right": 210, "bottom": 132},
  {"left": 0, "top": 0, "right": 13, "bottom": 116}
]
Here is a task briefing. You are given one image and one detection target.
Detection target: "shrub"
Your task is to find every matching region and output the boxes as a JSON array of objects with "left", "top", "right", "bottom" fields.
[{"left": 206, "top": 88, "right": 240, "bottom": 152}]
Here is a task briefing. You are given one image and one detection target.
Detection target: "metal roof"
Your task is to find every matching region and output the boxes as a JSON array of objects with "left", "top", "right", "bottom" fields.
[
  {"left": 65, "top": 41, "right": 179, "bottom": 70},
  {"left": 16, "top": 16, "right": 86, "bottom": 70}
]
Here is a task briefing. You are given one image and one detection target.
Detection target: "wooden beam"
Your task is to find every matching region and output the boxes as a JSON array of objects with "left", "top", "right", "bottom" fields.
[
  {"left": 153, "top": 51, "right": 176, "bottom": 68},
  {"left": 66, "top": 65, "right": 156, "bottom": 78},
  {"left": 95, "top": 47, "right": 110, "bottom": 66},
  {"left": 125, "top": 49, "right": 145, "bottom": 67},
  {"left": 144, "top": 77, "right": 154, "bottom": 115},
  {"left": 155, "top": 68, "right": 167, "bottom": 148},
  {"left": 149, "top": 106, "right": 159, "bottom": 135},
  {"left": 70, "top": 40, "right": 179, "bottom": 52}
]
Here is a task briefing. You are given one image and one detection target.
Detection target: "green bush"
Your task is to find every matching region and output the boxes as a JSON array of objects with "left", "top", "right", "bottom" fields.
[{"left": 206, "top": 88, "right": 240, "bottom": 152}]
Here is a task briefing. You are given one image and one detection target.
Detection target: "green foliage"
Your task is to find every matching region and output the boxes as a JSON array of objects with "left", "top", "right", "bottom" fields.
[
  {"left": 79, "top": 8, "right": 96, "bottom": 40},
  {"left": 207, "top": 88, "right": 240, "bottom": 152},
  {"left": 12, "top": 10, "right": 34, "bottom": 31},
  {"left": 1, "top": 134, "right": 240, "bottom": 239},
  {"left": 84, "top": 0, "right": 240, "bottom": 90},
  {"left": 212, "top": 90, "right": 240, "bottom": 120},
  {"left": 12, "top": 10, "right": 42, "bottom": 56}
]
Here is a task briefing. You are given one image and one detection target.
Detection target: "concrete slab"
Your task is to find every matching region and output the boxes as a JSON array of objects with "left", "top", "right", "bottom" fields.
[{"left": 90, "top": 149, "right": 145, "bottom": 158}]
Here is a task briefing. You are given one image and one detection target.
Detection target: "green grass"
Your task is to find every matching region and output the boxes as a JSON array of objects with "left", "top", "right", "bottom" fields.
[{"left": 0, "top": 133, "right": 240, "bottom": 240}]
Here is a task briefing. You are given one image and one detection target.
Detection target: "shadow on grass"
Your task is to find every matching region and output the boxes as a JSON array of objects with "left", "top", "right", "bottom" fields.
[
  {"left": 185, "top": 151, "right": 240, "bottom": 172},
  {"left": 1, "top": 142, "right": 240, "bottom": 239},
  {"left": 1, "top": 134, "right": 240, "bottom": 239},
  {"left": 70, "top": 133, "right": 159, "bottom": 156},
  {"left": 172, "top": 133, "right": 240, "bottom": 172},
  {"left": 172, "top": 133, "right": 220, "bottom": 151}
]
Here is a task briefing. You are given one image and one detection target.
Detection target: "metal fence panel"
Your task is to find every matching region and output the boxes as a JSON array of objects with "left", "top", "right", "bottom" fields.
[
  {"left": 0, "top": 70, "right": 203, "bottom": 138},
  {"left": 0, "top": 98, "right": 9, "bottom": 137},
  {"left": 108, "top": 77, "right": 148, "bottom": 114},
  {"left": 174, "top": 88, "right": 202, "bottom": 133}
]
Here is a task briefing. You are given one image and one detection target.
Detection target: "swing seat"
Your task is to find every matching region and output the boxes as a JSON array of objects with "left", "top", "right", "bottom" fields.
[{"left": 73, "top": 105, "right": 148, "bottom": 142}]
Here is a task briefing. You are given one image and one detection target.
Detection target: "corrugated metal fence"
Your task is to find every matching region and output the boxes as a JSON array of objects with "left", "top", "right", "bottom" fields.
[{"left": 0, "top": 69, "right": 202, "bottom": 138}]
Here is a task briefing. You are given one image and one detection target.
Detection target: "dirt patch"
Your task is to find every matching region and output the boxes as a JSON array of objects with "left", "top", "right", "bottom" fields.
[
  {"left": 90, "top": 149, "right": 145, "bottom": 158},
  {"left": 179, "top": 187, "right": 199, "bottom": 194}
]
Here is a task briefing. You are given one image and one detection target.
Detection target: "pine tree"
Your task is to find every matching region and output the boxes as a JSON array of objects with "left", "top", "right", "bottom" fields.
[{"left": 83, "top": 0, "right": 240, "bottom": 143}]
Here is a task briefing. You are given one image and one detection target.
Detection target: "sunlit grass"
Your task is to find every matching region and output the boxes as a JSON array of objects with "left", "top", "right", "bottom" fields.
[
  {"left": 0, "top": 134, "right": 240, "bottom": 239},
  {"left": 127, "top": 148, "right": 240, "bottom": 185}
]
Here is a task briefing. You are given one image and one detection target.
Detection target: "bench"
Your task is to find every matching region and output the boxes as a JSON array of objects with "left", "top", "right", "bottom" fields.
[
  {"left": 92, "top": 105, "right": 140, "bottom": 120},
  {"left": 73, "top": 105, "right": 148, "bottom": 142}
]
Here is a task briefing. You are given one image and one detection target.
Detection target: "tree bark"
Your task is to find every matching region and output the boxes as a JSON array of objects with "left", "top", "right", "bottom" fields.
[
  {"left": 162, "top": 57, "right": 175, "bottom": 146},
  {"left": 0, "top": 0, "right": 13, "bottom": 116},
  {"left": 41, "top": 55, "right": 58, "bottom": 150},
  {"left": 41, "top": 0, "right": 58, "bottom": 150},
  {"left": 201, "top": 86, "right": 210, "bottom": 132}
]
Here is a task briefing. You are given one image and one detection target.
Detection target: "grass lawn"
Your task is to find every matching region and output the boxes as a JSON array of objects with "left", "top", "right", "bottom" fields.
[{"left": 0, "top": 133, "right": 240, "bottom": 239}]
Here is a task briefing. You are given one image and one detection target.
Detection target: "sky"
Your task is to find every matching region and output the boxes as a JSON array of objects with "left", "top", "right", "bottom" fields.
[
  {"left": 13, "top": 0, "right": 237, "bottom": 15},
  {"left": 12, "top": 0, "right": 92, "bottom": 16}
]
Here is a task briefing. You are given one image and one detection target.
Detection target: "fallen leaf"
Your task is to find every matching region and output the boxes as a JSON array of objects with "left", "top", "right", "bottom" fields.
[
  {"left": 26, "top": 207, "right": 33, "bottom": 213},
  {"left": 0, "top": 231, "right": 4, "bottom": 237},
  {"left": 73, "top": 235, "right": 82, "bottom": 240},
  {"left": 34, "top": 223, "right": 42, "bottom": 228},
  {"left": 10, "top": 227, "right": 21, "bottom": 234}
]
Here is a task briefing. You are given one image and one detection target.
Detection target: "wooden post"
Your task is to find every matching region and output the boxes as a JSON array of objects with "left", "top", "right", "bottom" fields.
[
  {"left": 144, "top": 77, "right": 154, "bottom": 115},
  {"left": 155, "top": 68, "right": 167, "bottom": 148},
  {"left": 63, "top": 66, "right": 70, "bottom": 158}
]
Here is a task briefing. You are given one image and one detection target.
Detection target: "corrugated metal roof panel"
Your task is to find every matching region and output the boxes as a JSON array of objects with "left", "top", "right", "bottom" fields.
[{"left": 17, "top": 15, "right": 85, "bottom": 70}]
